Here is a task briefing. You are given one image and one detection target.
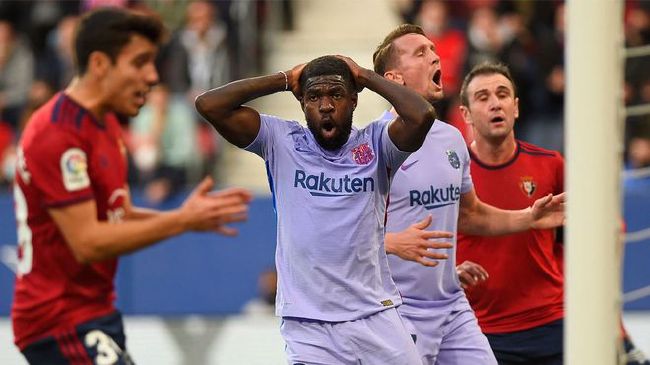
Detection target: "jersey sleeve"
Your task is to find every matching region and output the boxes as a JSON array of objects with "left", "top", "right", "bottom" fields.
[
  {"left": 378, "top": 119, "right": 410, "bottom": 171},
  {"left": 554, "top": 152, "right": 565, "bottom": 194},
  {"left": 244, "top": 114, "right": 286, "bottom": 158},
  {"left": 24, "top": 128, "right": 94, "bottom": 207},
  {"left": 460, "top": 143, "right": 474, "bottom": 194},
  {"left": 552, "top": 151, "right": 565, "bottom": 244}
]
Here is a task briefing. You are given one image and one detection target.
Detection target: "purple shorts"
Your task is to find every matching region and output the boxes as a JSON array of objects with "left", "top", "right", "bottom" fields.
[
  {"left": 281, "top": 308, "right": 421, "bottom": 365},
  {"left": 399, "top": 305, "right": 497, "bottom": 365}
]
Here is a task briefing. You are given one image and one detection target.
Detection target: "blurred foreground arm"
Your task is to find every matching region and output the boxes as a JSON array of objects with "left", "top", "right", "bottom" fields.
[{"left": 50, "top": 177, "right": 252, "bottom": 263}]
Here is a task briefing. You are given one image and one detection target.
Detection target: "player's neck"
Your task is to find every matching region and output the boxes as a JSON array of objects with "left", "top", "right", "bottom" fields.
[
  {"left": 64, "top": 77, "right": 109, "bottom": 121},
  {"left": 471, "top": 134, "right": 517, "bottom": 165}
]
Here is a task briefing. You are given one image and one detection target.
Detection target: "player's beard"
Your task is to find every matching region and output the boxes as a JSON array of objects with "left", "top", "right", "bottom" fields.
[{"left": 308, "top": 120, "right": 352, "bottom": 151}]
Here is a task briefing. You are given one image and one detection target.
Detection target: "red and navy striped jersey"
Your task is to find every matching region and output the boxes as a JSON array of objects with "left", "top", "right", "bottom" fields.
[{"left": 12, "top": 92, "right": 127, "bottom": 349}]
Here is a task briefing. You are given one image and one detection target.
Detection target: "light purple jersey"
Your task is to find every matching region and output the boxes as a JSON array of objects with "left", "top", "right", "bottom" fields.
[
  {"left": 382, "top": 110, "right": 473, "bottom": 315},
  {"left": 245, "top": 114, "right": 408, "bottom": 322}
]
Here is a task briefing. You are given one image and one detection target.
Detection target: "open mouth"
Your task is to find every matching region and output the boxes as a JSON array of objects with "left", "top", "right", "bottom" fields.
[
  {"left": 321, "top": 121, "right": 337, "bottom": 137},
  {"left": 134, "top": 90, "right": 148, "bottom": 106},
  {"left": 432, "top": 70, "right": 442, "bottom": 88},
  {"left": 490, "top": 116, "right": 505, "bottom": 123}
]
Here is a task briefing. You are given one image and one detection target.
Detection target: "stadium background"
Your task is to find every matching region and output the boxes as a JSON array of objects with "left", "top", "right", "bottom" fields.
[{"left": 1, "top": 0, "right": 649, "bottom": 363}]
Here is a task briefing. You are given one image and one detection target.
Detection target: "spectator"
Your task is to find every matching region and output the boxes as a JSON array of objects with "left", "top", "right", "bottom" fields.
[
  {"left": 418, "top": 0, "right": 467, "bottom": 122},
  {"left": 129, "top": 84, "right": 200, "bottom": 204},
  {"left": 242, "top": 268, "right": 277, "bottom": 317},
  {"left": 157, "top": 0, "right": 234, "bottom": 181},
  {"left": 0, "top": 20, "right": 34, "bottom": 129},
  {"left": 525, "top": 2, "right": 565, "bottom": 152},
  {"left": 37, "top": 16, "right": 78, "bottom": 91},
  {"left": 161, "top": 0, "right": 233, "bottom": 99}
]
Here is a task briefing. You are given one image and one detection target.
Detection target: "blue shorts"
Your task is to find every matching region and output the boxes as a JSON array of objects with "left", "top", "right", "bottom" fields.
[
  {"left": 281, "top": 308, "right": 421, "bottom": 365},
  {"left": 21, "top": 311, "right": 134, "bottom": 365},
  {"left": 400, "top": 305, "right": 497, "bottom": 365},
  {"left": 485, "top": 319, "right": 563, "bottom": 365}
]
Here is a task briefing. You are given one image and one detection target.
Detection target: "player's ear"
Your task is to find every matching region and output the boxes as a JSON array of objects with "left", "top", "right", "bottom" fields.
[
  {"left": 87, "top": 51, "right": 111, "bottom": 78},
  {"left": 514, "top": 97, "right": 520, "bottom": 120},
  {"left": 459, "top": 105, "right": 473, "bottom": 125},
  {"left": 383, "top": 71, "right": 404, "bottom": 85}
]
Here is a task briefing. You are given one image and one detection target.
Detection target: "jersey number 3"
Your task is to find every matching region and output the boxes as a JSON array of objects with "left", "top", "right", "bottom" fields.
[{"left": 14, "top": 184, "right": 33, "bottom": 277}]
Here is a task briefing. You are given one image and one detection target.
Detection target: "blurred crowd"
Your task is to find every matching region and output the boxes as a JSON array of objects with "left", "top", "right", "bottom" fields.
[
  {"left": 0, "top": 0, "right": 271, "bottom": 202},
  {"left": 1, "top": 0, "right": 649, "bottom": 199},
  {"left": 395, "top": 0, "right": 650, "bottom": 171}
]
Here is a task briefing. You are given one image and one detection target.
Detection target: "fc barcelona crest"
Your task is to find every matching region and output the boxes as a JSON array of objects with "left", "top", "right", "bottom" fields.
[
  {"left": 352, "top": 143, "right": 375, "bottom": 165},
  {"left": 446, "top": 150, "right": 460, "bottom": 169},
  {"left": 520, "top": 176, "right": 537, "bottom": 197}
]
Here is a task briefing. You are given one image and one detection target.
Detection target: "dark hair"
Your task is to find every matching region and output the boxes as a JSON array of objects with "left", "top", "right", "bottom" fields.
[
  {"left": 373, "top": 24, "right": 426, "bottom": 76},
  {"left": 299, "top": 55, "right": 355, "bottom": 93},
  {"left": 460, "top": 62, "right": 517, "bottom": 106},
  {"left": 74, "top": 7, "right": 165, "bottom": 75}
]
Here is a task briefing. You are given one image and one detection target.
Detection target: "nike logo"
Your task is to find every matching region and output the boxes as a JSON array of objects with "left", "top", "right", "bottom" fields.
[{"left": 400, "top": 160, "right": 419, "bottom": 171}]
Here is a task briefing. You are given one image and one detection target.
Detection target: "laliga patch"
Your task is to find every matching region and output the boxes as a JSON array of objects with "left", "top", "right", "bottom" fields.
[
  {"left": 60, "top": 148, "right": 90, "bottom": 191},
  {"left": 446, "top": 149, "right": 460, "bottom": 169},
  {"left": 520, "top": 176, "right": 537, "bottom": 197},
  {"left": 351, "top": 142, "right": 375, "bottom": 165}
]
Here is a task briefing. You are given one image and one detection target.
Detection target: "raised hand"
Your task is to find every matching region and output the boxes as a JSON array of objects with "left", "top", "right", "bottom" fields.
[
  {"left": 456, "top": 260, "right": 489, "bottom": 289},
  {"left": 179, "top": 177, "right": 253, "bottom": 235},
  {"left": 287, "top": 62, "right": 307, "bottom": 99},
  {"left": 335, "top": 55, "right": 365, "bottom": 92},
  {"left": 385, "top": 215, "right": 454, "bottom": 267},
  {"left": 530, "top": 192, "right": 566, "bottom": 229}
]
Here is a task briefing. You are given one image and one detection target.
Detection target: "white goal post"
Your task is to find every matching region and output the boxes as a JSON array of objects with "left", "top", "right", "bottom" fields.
[{"left": 566, "top": 1, "right": 624, "bottom": 364}]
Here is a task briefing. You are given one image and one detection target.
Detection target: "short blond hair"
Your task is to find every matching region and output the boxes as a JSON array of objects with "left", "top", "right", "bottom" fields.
[{"left": 372, "top": 24, "right": 426, "bottom": 76}]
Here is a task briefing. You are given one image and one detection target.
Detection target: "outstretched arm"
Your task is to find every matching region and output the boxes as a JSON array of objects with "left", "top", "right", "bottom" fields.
[
  {"left": 337, "top": 56, "right": 436, "bottom": 152},
  {"left": 49, "top": 177, "right": 252, "bottom": 263},
  {"left": 195, "top": 64, "right": 304, "bottom": 148},
  {"left": 458, "top": 189, "right": 565, "bottom": 236}
]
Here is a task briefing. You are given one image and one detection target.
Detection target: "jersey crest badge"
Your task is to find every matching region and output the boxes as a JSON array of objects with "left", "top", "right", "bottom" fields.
[
  {"left": 60, "top": 148, "right": 90, "bottom": 191},
  {"left": 352, "top": 142, "right": 374, "bottom": 165},
  {"left": 446, "top": 150, "right": 460, "bottom": 169},
  {"left": 520, "top": 176, "right": 537, "bottom": 197}
]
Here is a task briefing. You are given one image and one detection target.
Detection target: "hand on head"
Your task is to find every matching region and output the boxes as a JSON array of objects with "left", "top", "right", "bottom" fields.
[
  {"left": 335, "top": 55, "right": 365, "bottom": 93},
  {"left": 287, "top": 63, "right": 307, "bottom": 100},
  {"left": 288, "top": 56, "right": 365, "bottom": 100}
]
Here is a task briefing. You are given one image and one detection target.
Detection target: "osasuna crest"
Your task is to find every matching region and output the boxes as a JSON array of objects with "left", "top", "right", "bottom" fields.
[
  {"left": 446, "top": 150, "right": 460, "bottom": 169},
  {"left": 352, "top": 142, "right": 375, "bottom": 165},
  {"left": 520, "top": 176, "right": 537, "bottom": 197}
]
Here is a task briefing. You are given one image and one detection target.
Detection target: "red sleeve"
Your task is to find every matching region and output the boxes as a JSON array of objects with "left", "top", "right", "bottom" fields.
[
  {"left": 553, "top": 152, "right": 565, "bottom": 244},
  {"left": 25, "top": 128, "right": 94, "bottom": 207},
  {"left": 555, "top": 152, "right": 565, "bottom": 194}
]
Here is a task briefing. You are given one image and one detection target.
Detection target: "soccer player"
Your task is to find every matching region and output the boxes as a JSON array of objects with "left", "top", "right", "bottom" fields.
[
  {"left": 456, "top": 62, "right": 565, "bottom": 365},
  {"left": 12, "top": 8, "right": 252, "bottom": 365},
  {"left": 372, "top": 25, "right": 565, "bottom": 364},
  {"left": 195, "top": 54, "right": 435, "bottom": 364}
]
